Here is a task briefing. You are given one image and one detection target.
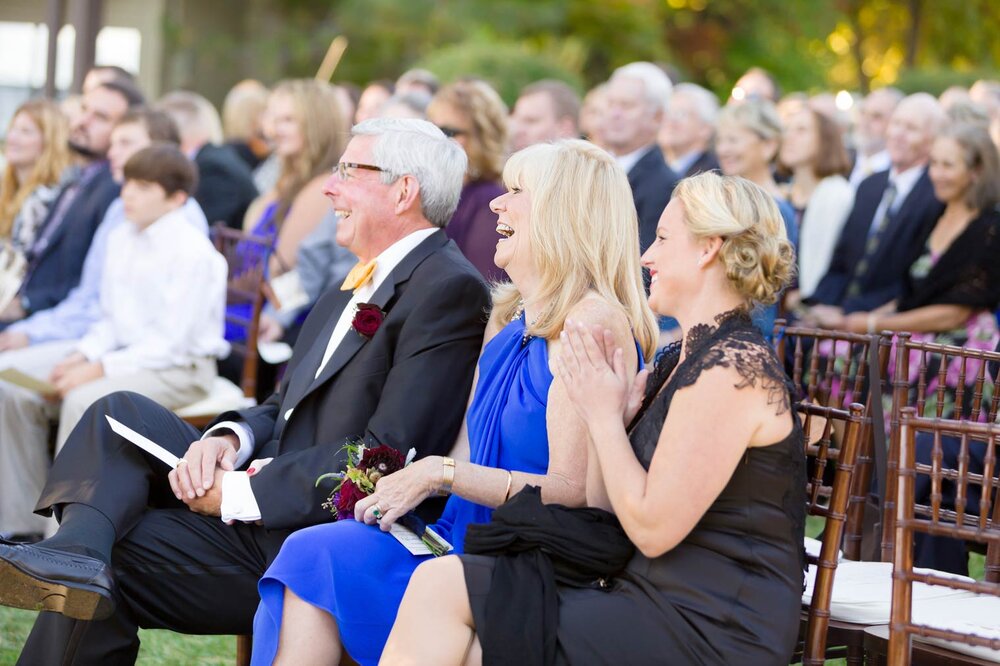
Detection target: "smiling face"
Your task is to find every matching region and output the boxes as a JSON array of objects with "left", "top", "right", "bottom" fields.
[
  {"left": 603, "top": 76, "right": 661, "bottom": 155},
  {"left": 107, "top": 122, "right": 151, "bottom": 183},
  {"left": 70, "top": 86, "right": 129, "bottom": 158},
  {"left": 510, "top": 92, "right": 560, "bottom": 152},
  {"left": 3, "top": 111, "right": 44, "bottom": 171},
  {"left": 778, "top": 109, "right": 819, "bottom": 170},
  {"left": 886, "top": 99, "right": 937, "bottom": 172},
  {"left": 325, "top": 135, "right": 398, "bottom": 262},
  {"left": 268, "top": 92, "right": 304, "bottom": 158},
  {"left": 928, "top": 136, "right": 974, "bottom": 205},
  {"left": 490, "top": 181, "right": 535, "bottom": 284},
  {"left": 716, "top": 122, "right": 775, "bottom": 179},
  {"left": 641, "top": 198, "right": 705, "bottom": 317}
]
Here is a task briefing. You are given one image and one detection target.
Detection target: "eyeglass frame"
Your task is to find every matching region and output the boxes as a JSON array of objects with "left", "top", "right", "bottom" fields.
[
  {"left": 436, "top": 125, "right": 467, "bottom": 139},
  {"left": 334, "top": 161, "right": 397, "bottom": 181}
]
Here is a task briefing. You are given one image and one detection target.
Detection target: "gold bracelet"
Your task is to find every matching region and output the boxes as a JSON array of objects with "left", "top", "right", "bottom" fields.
[
  {"left": 438, "top": 457, "right": 455, "bottom": 496},
  {"left": 503, "top": 470, "right": 513, "bottom": 502}
]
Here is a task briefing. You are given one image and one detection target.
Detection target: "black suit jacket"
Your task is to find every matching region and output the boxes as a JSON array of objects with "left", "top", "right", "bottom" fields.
[
  {"left": 809, "top": 167, "right": 943, "bottom": 313},
  {"left": 628, "top": 146, "right": 679, "bottom": 253},
  {"left": 683, "top": 150, "right": 720, "bottom": 178},
  {"left": 209, "top": 230, "right": 490, "bottom": 530},
  {"left": 21, "top": 162, "right": 118, "bottom": 315},
  {"left": 194, "top": 144, "right": 259, "bottom": 230}
]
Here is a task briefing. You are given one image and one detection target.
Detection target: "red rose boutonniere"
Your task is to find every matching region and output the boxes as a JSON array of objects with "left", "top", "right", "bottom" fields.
[{"left": 351, "top": 303, "right": 385, "bottom": 339}]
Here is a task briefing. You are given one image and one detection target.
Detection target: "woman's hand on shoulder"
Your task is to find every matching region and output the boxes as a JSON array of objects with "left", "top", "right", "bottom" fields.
[{"left": 554, "top": 303, "right": 647, "bottom": 430}]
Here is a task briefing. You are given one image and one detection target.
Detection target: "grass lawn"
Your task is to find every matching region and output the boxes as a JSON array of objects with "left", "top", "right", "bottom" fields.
[{"left": 0, "top": 606, "right": 235, "bottom": 665}]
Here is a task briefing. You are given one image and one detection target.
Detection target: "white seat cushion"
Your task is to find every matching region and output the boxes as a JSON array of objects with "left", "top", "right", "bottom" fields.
[
  {"left": 804, "top": 536, "right": 842, "bottom": 561},
  {"left": 173, "top": 377, "right": 256, "bottom": 418},
  {"left": 802, "top": 561, "right": 977, "bottom": 624},
  {"left": 912, "top": 595, "right": 1000, "bottom": 663}
]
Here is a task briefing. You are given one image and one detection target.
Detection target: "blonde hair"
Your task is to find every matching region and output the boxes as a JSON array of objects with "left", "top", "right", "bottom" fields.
[
  {"left": 718, "top": 99, "right": 783, "bottom": 141},
  {"left": 429, "top": 80, "right": 508, "bottom": 182},
  {"left": 223, "top": 79, "right": 269, "bottom": 142},
  {"left": 674, "top": 172, "right": 795, "bottom": 306},
  {"left": 0, "top": 99, "right": 71, "bottom": 238},
  {"left": 491, "top": 140, "right": 658, "bottom": 361},
  {"left": 271, "top": 79, "right": 346, "bottom": 222}
]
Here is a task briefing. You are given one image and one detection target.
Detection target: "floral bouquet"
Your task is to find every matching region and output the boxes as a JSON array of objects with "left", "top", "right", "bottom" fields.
[{"left": 316, "top": 440, "right": 451, "bottom": 556}]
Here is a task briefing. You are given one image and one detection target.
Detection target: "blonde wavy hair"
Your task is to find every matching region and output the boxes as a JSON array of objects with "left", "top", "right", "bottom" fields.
[
  {"left": 0, "top": 99, "right": 71, "bottom": 237},
  {"left": 271, "top": 80, "right": 345, "bottom": 222},
  {"left": 673, "top": 172, "right": 795, "bottom": 306},
  {"left": 491, "top": 140, "right": 658, "bottom": 361},
  {"left": 429, "top": 80, "right": 507, "bottom": 182}
]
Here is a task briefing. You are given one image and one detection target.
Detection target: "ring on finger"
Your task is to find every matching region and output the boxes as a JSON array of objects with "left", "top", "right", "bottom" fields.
[
  {"left": 176, "top": 459, "right": 189, "bottom": 467},
  {"left": 372, "top": 504, "right": 384, "bottom": 522}
]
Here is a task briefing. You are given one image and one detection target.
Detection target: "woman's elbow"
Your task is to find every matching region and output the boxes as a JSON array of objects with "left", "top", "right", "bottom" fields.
[{"left": 631, "top": 530, "right": 680, "bottom": 559}]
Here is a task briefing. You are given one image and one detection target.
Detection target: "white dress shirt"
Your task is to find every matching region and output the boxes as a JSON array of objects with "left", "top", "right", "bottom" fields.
[
  {"left": 614, "top": 144, "right": 655, "bottom": 174},
  {"left": 76, "top": 207, "right": 229, "bottom": 376},
  {"left": 214, "top": 227, "right": 439, "bottom": 523},
  {"left": 865, "top": 164, "right": 924, "bottom": 239}
]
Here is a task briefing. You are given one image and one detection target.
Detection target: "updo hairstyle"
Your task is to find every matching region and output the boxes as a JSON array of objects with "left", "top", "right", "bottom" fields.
[{"left": 674, "top": 171, "right": 795, "bottom": 305}]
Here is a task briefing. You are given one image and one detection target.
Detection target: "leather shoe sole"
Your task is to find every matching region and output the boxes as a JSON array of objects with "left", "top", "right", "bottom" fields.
[{"left": 0, "top": 542, "right": 115, "bottom": 621}]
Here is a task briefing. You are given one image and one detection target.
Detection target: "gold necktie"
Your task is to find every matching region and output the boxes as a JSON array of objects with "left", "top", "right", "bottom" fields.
[{"left": 340, "top": 260, "right": 377, "bottom": 292}]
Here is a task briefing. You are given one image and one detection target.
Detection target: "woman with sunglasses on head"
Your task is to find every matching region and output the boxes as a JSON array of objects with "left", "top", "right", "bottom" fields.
[{"left": 427, "top": 79, "right": 509, "bottom": 283}]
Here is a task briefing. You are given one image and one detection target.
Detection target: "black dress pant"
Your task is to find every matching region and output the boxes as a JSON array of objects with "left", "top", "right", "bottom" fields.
[{"left": 20, "top": 391, "right": 290, "bottom": 666}]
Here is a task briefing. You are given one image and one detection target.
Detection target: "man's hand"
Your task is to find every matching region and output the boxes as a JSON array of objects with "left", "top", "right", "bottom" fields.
[
  {"left": 50, "top": 352, "right": 88, "bottom": 382},
  {"left": 168, "top": 434, "right": 239, "bottom": 500},
  {"left": 0, "top": 330, "right": 29, "bottom": 352},
  {"left": 258, "top": 314, "right": 284, "bottom": 344},
  {"left": 182, "top": 468, "right": 225, "bottom": 517},
  {"left": 52, "top": 361, "right": 104, "bottom": 397}
]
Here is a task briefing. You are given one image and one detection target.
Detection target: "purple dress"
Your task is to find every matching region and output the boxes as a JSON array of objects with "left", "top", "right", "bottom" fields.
[{"left": 445, "top": 179, "right": 508, "bottom": 283}]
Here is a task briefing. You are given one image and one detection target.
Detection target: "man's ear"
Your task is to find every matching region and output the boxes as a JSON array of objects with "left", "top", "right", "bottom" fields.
[
  {"left": 168, "top": 191, "right": 189, "bottom": 208},
  {"left": 394, "top": 174, "right": 421, "bottom": 215},
  {"left": 698, "top": 236, "right": 724, "bottom": 268}
]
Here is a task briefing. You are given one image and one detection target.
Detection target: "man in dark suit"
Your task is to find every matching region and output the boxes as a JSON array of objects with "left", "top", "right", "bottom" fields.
[
  {"left": 158, "top": 91, "right": 258, "bottom": 229},
  {"left": 803, "top": 93, "right": 946, "bottom": 323},
  {"left": 658, "top": 82, "right": 720, "bottom": 179},
  {"left": 0, "top": 118, "right": 490, "bottom": 665},
  {"left": 0, "top": 81, "right": 143, "bottom": 330},
  {"left": 603, "top": 62, "right": 679, "bottom": 254}
]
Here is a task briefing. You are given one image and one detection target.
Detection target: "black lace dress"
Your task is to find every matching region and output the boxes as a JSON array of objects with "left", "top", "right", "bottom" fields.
[{"left": 462, "top": 309, "right": 807, "bottom": 665}]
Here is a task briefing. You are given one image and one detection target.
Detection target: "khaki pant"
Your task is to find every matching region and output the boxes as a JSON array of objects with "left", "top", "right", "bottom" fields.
[{"left": 0, "top": 342, "right": 215, "bottom": 535}]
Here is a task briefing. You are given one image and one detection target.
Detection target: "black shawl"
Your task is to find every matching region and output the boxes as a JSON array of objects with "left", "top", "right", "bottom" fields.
[
  {"left": 897, "top": 207, "right": 1000, "bottom": 312},
  {"left": 463, "top": 486, "right": 635, "bottom": 666}
]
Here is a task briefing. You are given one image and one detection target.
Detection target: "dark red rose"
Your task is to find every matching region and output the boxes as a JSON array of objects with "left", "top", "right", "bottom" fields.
[
  {"left": 358, "top": 445, "right": 405, "bottom": 481},
  {"left": 334, "top": 481, "right": 368, "bottom": 520},
  {"left": 352, "top": 303, "right": 384, "bottom": 339}
]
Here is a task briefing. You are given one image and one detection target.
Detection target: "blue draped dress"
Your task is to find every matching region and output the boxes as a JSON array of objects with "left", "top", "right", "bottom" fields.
[{"left": 251, "top": 316, "right": 553, "bottom": 665}]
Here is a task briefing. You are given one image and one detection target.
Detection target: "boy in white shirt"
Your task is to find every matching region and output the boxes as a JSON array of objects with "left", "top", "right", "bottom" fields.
[{"left": 2, "top": 144, "right": 228, "bottom": 485}]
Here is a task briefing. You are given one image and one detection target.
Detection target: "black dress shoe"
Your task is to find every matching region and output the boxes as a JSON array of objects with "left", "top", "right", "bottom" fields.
[{"left": 0, "top": 538, "right": 116, "bottom": 620}]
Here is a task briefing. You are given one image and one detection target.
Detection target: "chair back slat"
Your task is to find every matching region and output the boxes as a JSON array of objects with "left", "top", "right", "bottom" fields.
[
  {"left": 773, "top": 320, "right": 891, "bottom": 562},
  {"left": 883, "top": 335, "right": 1000, "bottom": 563},
  {"left": 888, "top": 411, "right": 1000, "bottom": 663}
]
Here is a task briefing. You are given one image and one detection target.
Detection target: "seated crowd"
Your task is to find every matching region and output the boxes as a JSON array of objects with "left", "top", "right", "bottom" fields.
[{"left": 0, "top": 61, "right": 997, "bottom": 665}]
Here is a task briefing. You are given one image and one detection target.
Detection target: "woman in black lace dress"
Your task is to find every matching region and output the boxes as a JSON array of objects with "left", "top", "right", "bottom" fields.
[{"left": 382, "top": 172, "right": 804, "bottom": 665}]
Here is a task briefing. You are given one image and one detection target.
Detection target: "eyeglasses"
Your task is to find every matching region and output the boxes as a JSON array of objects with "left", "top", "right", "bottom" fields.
[
  {"left": 436, "top": 125, "right": 467, "bottom": 139},
  {"left": 335, "top": 162, "right": 390, "bottom": 180}
]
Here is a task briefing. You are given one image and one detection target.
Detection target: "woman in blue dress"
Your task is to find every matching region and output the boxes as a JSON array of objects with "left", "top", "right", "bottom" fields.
[{"left": 250, "top": 139, "right": 659, "bottom": 665}]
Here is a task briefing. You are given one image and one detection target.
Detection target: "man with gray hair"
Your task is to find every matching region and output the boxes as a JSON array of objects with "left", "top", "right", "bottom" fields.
[
  {"left": 658, "top": 82, "right": 720, "bottom": 178},
  {"left": 848, "top": 87, "right": 904, "bottom": 188},
  {"left": 604, "top": 62, "right": 678, "bottom": 253},
  {"left": 807, "top": 93, "right": 945, "bottom": 318},
  {"left": 157, "top": 90, "right": 258, "bottom": 229},
  {"left": 0, "top": 118, "right": 490, "bottom": 664}
]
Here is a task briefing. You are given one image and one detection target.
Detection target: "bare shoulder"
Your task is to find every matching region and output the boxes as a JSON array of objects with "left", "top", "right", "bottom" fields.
[{"left": 565, "top": 293, "right": 631, "bottom": 338}]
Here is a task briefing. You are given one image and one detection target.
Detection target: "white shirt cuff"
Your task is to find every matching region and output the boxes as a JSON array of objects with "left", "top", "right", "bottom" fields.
[
  {"left": 220, "top": 471, "right": 262, "bottom": 522},
  {"left": 202, "top": 421, "right": 255, "bottom": 469}
]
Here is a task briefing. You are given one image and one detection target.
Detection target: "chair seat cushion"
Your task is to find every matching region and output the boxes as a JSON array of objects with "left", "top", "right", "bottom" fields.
[
  {"left": 804, "top": 536, "right": 842, "bottom": 561},
  {"left": 173, "top": 377, "right": 256, "bottom": 418},
  {"left": 912, "top": 595, "right": 1000, "bottom": 663},
  {"left": 803, "top": 561, "right": 976, "bottom": 625}
]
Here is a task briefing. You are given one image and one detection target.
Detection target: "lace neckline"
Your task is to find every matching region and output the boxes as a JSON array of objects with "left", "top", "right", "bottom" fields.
[{"left": 682, "top": 307, "right": 752, "bottom": 357}]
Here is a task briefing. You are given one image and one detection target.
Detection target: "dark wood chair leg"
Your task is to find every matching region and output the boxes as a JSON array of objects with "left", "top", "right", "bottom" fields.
[{"left": 236, "top": 634, "right": 252, "bottom": 666}]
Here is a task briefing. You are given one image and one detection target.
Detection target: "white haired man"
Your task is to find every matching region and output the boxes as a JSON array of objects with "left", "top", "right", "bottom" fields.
[
  {"left": 603, "top": 62, "right": 679, "bottom": 253},
  {"left": 658, "top": 82, "right": 721, "bottom": 178},
  {"left": 0, "top": 118, "right": 491, "bottom": 665}
]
